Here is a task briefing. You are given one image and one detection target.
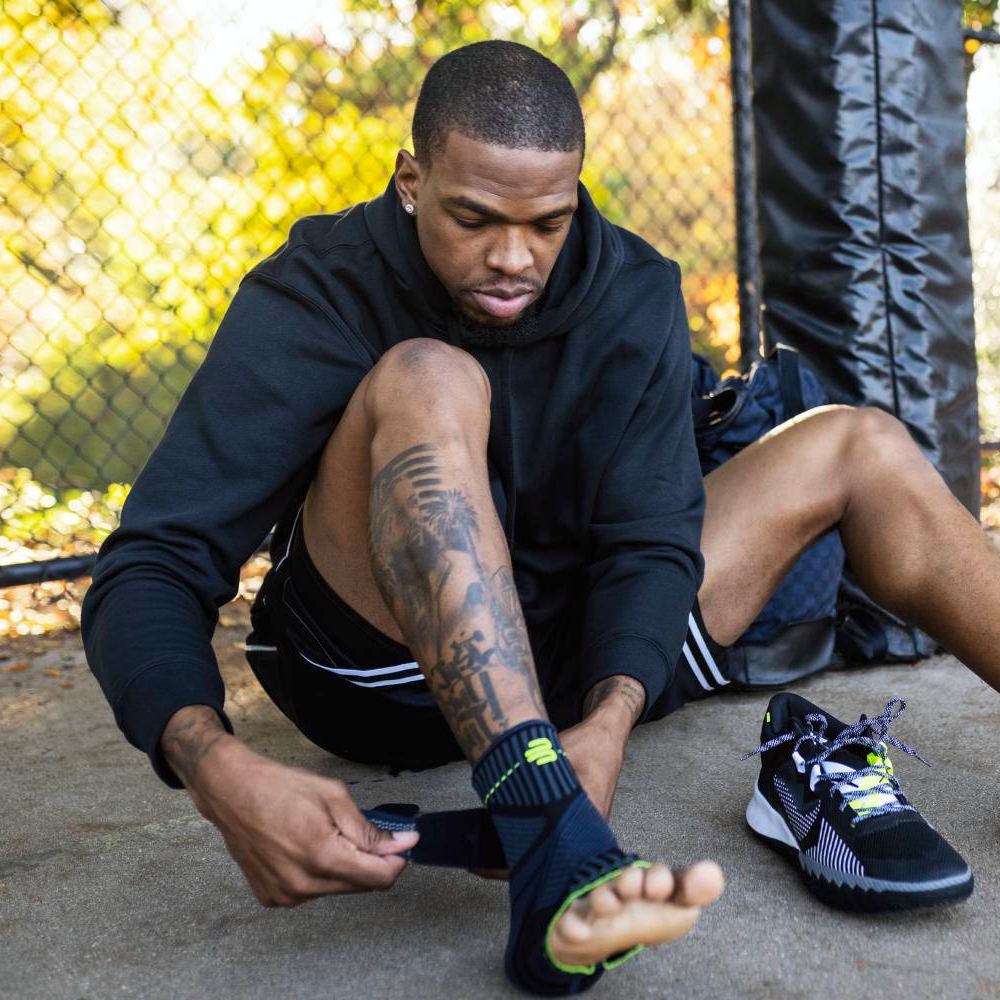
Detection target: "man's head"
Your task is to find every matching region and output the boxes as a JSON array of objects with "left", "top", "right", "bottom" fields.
[{"left": 395, "top": 41, "right": 585, "bottom": 333}]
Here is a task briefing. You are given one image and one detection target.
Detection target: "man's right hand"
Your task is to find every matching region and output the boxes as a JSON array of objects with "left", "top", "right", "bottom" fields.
[{"left": 161, "top": 705, "right": 419, "bottom": 907}]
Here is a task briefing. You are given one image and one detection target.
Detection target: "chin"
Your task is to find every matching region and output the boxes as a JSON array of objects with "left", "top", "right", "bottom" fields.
[
  {"left": 452, "top": 301, "right": 540, "bottom": 348},
  {"left": 464, "top": 309, "right": 522, "bottom": 328}
]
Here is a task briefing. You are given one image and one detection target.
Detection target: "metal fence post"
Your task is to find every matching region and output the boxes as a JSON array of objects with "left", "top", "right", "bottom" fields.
[{"left": 729, "top": 0, "right": 763, "bottom": 372}]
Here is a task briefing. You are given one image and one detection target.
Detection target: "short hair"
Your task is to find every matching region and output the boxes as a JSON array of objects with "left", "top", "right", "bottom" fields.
[{"left": 411, "top": 41, "right": 585, "bottom": 166}]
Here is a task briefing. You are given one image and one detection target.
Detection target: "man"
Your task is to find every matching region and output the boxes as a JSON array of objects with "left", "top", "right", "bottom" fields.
[{"left": 81, "top": 41, "right": 999, "bottom": 993}]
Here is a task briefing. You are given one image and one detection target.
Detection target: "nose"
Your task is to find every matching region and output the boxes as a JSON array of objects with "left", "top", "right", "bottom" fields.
[{"left": 485, "top": 226, "right": 533, "bottom": 277}]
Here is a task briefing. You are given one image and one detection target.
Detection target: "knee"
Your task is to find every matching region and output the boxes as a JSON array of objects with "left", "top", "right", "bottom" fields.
[
  {"left": 843, "top": 406, "right": 916, "bottom": 464},
  {"left": 364, "top": 338, "right": 491, "bottom": 427},
  {"left": 845, "top": 406, "right": 912, "bottom": 452}
]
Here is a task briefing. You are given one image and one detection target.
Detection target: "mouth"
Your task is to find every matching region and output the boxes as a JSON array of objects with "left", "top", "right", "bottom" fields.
[{"left": 468, "top": 288, "right": 536, "bottom": 321}]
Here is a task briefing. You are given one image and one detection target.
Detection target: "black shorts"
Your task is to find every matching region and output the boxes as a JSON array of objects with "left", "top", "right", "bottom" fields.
[{"left": 244, "top": 503, "right": 730, "bottom": 771}]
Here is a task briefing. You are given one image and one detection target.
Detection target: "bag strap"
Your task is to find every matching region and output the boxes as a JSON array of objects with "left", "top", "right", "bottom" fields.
[
  {"left": 835, "top": 606, "right": 890, "bottom": 664},
  {"left": 776, "top": 346, "right": 806, "bottom": 418}
]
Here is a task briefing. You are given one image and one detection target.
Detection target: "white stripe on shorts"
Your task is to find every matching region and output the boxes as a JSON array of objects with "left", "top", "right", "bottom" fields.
[
  {"left": 688, "top": 612, "right": 729, "bottom": 687},
  {"left": 296, "top": 647, "right": 425, "bottom": 688},
  {"left": 682, "top": 641, "right": 714, "bottom": 691}
]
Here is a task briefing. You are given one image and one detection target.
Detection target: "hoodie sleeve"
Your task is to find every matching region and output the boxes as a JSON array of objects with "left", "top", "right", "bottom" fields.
[
  {"left": 577, "top": 265, "right": 706, "bottom": 720},
  {"left": 80, "top": 273, "right": 372, "bottom": 786}
]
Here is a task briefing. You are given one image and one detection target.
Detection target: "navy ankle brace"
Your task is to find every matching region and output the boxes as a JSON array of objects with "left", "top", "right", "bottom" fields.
[
  {"left": 472, "top": 720, "right": 576, "bottom": 813},
  {"left": 469, "top": 721, "right": 643, "bottom": 994}
]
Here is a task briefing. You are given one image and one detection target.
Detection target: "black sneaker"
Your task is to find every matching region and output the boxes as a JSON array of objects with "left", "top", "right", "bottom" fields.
[{"left": 742, "top": 692, "right": 973, "bottom": 912}]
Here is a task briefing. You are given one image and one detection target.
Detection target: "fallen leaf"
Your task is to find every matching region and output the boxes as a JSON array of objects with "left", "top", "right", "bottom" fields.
[
  {"left": 3, "top": 661, "right": 30, "bottom": 673},
  {"left": 42, "top": 667, "right": 62, "bottom": 679}
]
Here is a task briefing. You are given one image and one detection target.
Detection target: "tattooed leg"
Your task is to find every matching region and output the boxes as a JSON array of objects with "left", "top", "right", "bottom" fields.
[
  {"left": 360, "top": 342, "right": 724, "bottom": 986},
  {"left": 364, "top": 346, "right": 546, "bottom": 762}
]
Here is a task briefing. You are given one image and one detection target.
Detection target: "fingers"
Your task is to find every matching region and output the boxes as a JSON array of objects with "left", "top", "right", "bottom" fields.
[
  {"left": 253, "top": 842, "right": 410, "bottom": 905},
  {"left": 231, "top": 844, "right": 353, "bottom": 908},
  {"left": 323, "top": 781, "right": 420, "bottom": 857},
  {"left": 247, "top": 778, "right": 418, "bottom": 903},
  {"left": 312, "top": 837, "right": 412, "bottom": 891},
  {"left": 669, "top": 860, "right": 725, "bottom": 907},
  {"left": 300, "top": 779, "right": 420, "bottom": 891}
]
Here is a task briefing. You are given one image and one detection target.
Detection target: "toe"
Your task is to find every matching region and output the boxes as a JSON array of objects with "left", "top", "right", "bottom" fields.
[
  {"left": 672, "top": 860, "right": 725, "bottom": 907},
  {"left": 587, "top": 883, "right": 624, "bottom": 917},
  {"left": 642, "top": 863, "right": 675, "bottom": 902},
  {"left": 552, "top": 908, "right": 592, "bottom": 945},
  {"left": 610, "top": 865, "right": 645, "bottom": 902}
]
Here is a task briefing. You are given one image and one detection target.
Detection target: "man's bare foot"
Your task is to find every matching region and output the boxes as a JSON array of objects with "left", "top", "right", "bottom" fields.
[{"left": 548, "top": 860, "right": 725, "bottom": 968}]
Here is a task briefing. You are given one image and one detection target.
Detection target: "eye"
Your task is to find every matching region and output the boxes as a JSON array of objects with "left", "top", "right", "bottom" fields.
[
  {"left": 535, "top": 222, "right": 565, "bottom": 234},
  {"left": 454, "top": 217, "right": 486, "bottom": 229}
]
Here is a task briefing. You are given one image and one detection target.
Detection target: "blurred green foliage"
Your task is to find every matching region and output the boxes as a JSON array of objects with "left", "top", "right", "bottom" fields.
[
  {"left": 1, "top": 0, "right": 736, "bottom": 506},
  {"left": 964, "top": 0, "right": 998, "bottom": 29},
  {"left": 0, "top": 468, "right": 127, "bottom": 550}
]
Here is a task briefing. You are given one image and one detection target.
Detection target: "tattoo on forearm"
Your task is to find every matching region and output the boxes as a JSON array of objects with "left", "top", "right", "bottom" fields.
[
  {"left": 368, "top": 442, "right": 544, "bottom": 760},
  {"left": 161, "top": 705, "right": 229, "bottom": 788},
  {"left": 582, "top": 676, "right": 646, "bottom": 727}
]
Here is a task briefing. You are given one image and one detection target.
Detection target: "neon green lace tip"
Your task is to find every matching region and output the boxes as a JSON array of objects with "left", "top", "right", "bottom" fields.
[
  {"left": 765, "top": 711, "right": 771, "bottom": 723},
  {"left": 544, "top": 861, "right": 653, "bottom": 976}
]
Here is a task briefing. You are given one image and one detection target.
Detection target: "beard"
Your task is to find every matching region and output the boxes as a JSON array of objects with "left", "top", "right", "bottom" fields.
[{"left": 450, "top": 300, "right": 541, "bottom": 348}]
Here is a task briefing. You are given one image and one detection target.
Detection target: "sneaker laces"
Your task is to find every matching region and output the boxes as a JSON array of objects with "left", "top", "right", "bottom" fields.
[{"left": 742, "top": 698, "right": 930, "bottom": 824}]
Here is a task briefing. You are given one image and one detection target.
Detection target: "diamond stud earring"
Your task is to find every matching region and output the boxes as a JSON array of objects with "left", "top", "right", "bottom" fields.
[{"left": 404, "top": 203, "right": 416, "bottom": 215}]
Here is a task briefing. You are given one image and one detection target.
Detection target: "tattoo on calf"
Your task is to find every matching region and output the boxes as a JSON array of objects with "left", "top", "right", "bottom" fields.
[
  {"left": 432, "top": 630, "right": 508, "bottom": 756},
  {"left": 368, "top": 442, "right": 543, "bottom": 759}
]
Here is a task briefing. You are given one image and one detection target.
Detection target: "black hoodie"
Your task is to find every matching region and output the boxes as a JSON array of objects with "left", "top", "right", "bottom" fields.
[{"left": 80, "top": 178, "right": 706, "bottom": 785}]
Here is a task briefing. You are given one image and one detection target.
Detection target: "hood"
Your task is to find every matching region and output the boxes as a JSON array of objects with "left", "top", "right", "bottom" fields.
[{"left": 363, "top": 175, "right": 624, "bottom": 347}]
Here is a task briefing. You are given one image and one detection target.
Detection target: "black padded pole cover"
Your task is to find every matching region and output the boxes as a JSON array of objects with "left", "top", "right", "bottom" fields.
[{"left": 751, "top": 0, "right": 980, "bottom": 514}]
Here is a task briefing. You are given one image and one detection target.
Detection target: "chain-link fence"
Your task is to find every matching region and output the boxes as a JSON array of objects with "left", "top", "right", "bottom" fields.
[
  {"left": 1, "top": 0, "right": 998, "bottom": 597},
  {"left": 0, "top": 0, "right": 736, "bottom": 572}
]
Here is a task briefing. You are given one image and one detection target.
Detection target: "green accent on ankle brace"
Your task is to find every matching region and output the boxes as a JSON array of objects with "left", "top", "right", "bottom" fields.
[
  {"left": 543, "top": 860, "right": 653, "bottom": 976},
  {"left": 482, "top": 761, "right": 521, "bottom": 805},
  {"left": 481, "top": 749, "right": 567, "bottom": 805}
]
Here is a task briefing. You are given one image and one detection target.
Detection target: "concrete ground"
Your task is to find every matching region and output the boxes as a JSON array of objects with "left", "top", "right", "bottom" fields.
[{"left": 2, "top": 602, "right": 999, "bottom": 1000}]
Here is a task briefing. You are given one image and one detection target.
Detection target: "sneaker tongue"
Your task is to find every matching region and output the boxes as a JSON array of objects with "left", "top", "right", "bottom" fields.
[
  {"left": 791, "top": 713, "right": 906, "bottom": 816},
  {"left": 814, "top": 744, "right": 900, "bottom": 814},
  {"left": 824, "top": 743, "right": 869, "bottom": 768}
]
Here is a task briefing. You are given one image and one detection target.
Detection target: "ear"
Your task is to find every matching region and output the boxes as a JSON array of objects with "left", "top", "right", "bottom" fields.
[{"left": 394, "top": 150, "right": 422, "bottom": 212}]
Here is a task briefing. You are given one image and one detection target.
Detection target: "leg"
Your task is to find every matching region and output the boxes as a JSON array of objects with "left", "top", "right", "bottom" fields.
[
  {"left": 306, "top": 337, "right": 544, "bottom": 762},
  {"left": 698, "top": 404, "right": 1000, "bottom": 695},
  {"left": 303, "top": 339, "right": 721, "bottom": 980}
]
